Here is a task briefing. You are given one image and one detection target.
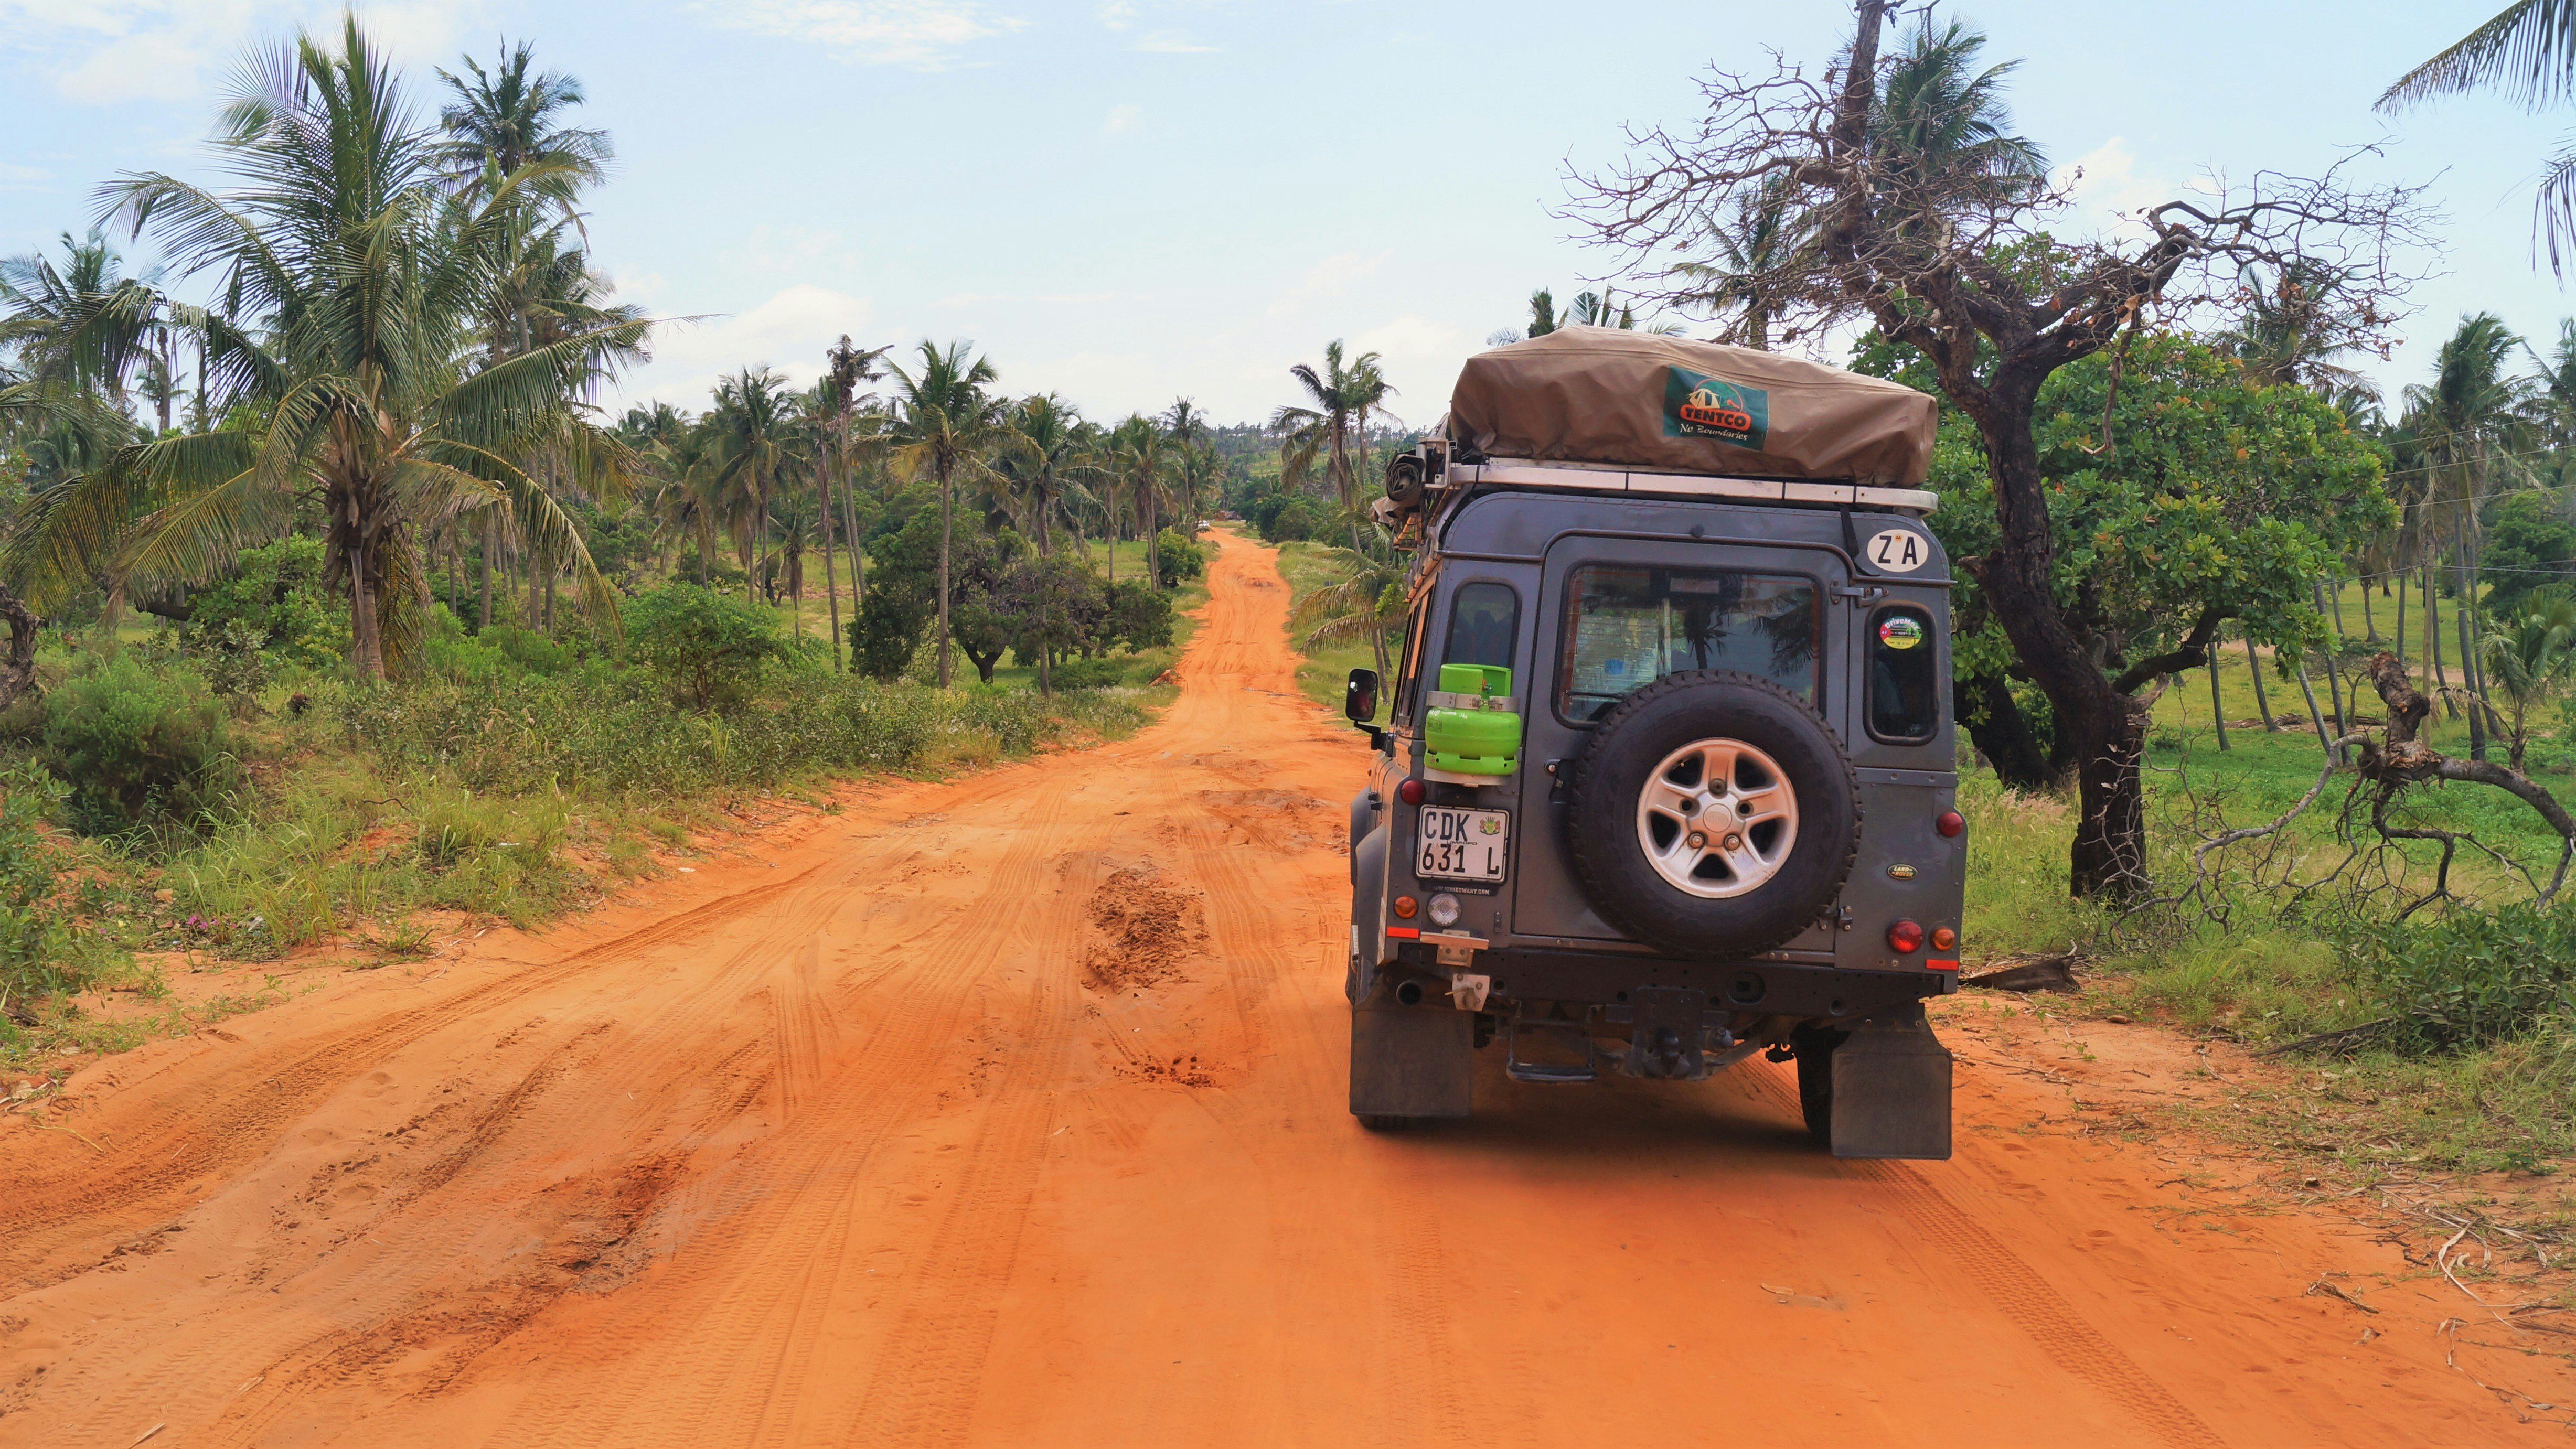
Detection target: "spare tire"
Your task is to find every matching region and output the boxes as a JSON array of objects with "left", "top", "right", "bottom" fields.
[{"left": 1565, "top": 670, "right": 1858, "bottom": 958}]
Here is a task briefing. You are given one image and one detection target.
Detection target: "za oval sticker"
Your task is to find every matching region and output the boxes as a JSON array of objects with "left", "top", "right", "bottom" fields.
[
  {"left": 1866, "top": 528, "right": 1929, "bottom": 573},
  {"left": 1878, "top": 615, "right": 1925, "bottom": 650}
]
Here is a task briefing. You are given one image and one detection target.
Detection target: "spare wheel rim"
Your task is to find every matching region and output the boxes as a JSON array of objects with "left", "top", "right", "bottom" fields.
[{"left": 1634, "top": 737, "right": 1800, "bottom": 900}]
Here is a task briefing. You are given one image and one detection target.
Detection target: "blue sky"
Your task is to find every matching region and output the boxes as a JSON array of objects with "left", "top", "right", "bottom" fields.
[{"left": 3, "top": 1, "right": 2569, "bottom": 426}]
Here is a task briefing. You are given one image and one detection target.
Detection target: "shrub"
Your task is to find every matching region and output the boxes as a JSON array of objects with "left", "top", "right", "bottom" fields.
[
  {"left": 0, "top": 760, "right": 76, "bottom": 1011},
  {"left": 181, "top": 534, "right": 345, "bottom": 668},
  {"left": 1104, "top": 580, "right": 1174, "bottom": 652},
  {"left": 1155, "top": 529, "right": 1207, "bottom": 587},
  {"left": 852, "top": 589, "right": 931, "bottom": 682},
  {"left": 39, "top": 653, "right": 240, "bottom": 833},
  {"left": 1052, "top": 657, "right": 1129, "bottom": 690},
  {"left": 625, "top": 583, "right": 782, "bottom": 710},
  {"left": 1259, "top": 495, "right": 1333, "bottom": 544},
  {"left": 2340, "top": 901, "right": 2576, "bottom": 1051}
]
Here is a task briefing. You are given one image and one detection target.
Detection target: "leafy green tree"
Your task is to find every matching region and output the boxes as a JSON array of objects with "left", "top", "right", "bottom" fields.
[
  {"left": 27, "top": 19, "right": 646, "bottom": 679},
  {"left": 1000, "top": 553, "right": 1105, "bottom": 693},
  {"left": 1105, "top": 414, "right": 1171, "bottom": 587},
  {"left": 624, "top": 582, "right": 782, "bottom": 710},
  {"left": 1104, "top": 579, "right": 1174, "bottom": 653},
  {"left": 1878, "top": 334, "right": 2395, "bottom": 787},
  {"left": 2482, "top": 490, "right": 2576, "bottom": 615},
  {"left": 178, "top": 534, "right": 345, "bottom": 668}
]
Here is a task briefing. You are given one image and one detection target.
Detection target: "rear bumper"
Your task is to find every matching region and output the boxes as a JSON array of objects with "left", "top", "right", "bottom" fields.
[{"left": 1394, "top": 940, "right": 1952, "bottom": 1022}]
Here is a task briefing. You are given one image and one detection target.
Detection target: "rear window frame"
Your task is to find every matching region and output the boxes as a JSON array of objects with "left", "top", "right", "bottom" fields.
[
  {"left": 1862, "top": 600, "right": 1943, "bottom": 745},
  {"left": 1549, "top": 560, "right": 1828, "bottom": 728}
]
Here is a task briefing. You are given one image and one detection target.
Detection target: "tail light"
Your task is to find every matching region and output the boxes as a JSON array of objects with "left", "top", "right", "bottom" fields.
[
  {"left": 1931, "top": 926, "right": 1958, "bottom": 951},
  {"left": 1398, "top": 778, "right": 1426, "bottom": 806},
  {"left": 1393, "top": 895, "right": 1418, "bottom": 919},
  {"left": 1936, "top": 810, "right": 1965, "bottom": 838},
  {"left": 1886, "top": 919, "right": 1925, "bottom": 953}
]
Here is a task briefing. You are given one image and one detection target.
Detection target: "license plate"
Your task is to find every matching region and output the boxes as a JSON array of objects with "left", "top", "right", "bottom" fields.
[{"left": 1416, "top": 806, "right": 1509, "bottom": 882}]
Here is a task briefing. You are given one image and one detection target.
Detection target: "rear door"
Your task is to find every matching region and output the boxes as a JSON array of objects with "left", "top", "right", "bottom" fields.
[{"left": 1510, "top": 529, "right": 1850, "bottom": 944}]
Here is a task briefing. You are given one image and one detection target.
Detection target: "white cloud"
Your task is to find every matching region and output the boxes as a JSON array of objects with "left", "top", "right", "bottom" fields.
[
  {"left": 0, "top": 162, "right": 51, "bottom": 187},
  {"left": 1096, "top": 0, "right": 1137, "bottom": 29},
  {"left": 2056, "top": 137, "right": 2181, "bottom": 234},
  {"left": 613, "top": 284, "right": 875, "bottom": 412},
  {"left": 1136, "top": 30, "right": 1216, "bottom": 53},
  {"left": 1104, "top": 102, "right": 1143, "bottom": 134},
  {"left": 692, "top": 0, "right": 1025, "bottom": 70},
  {"left": 7, "top": 0, "right": 486, "bottom": 104},
  {"left": 1266, "top": 250, "right": 1384, "bottom": 316}
]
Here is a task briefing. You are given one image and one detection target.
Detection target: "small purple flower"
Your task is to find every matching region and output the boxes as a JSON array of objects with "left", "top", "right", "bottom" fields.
[{"left": 186, "top": 914, "right": 207, "bottom": 931}]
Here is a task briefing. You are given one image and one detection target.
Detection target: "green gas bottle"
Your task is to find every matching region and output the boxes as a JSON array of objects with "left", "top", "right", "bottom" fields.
[{"left": 1424, "top": 663, "right": 1522, "bottom": 776}]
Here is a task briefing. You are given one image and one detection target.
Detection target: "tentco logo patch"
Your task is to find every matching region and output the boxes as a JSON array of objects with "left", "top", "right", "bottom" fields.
[{"left": 1662, "top": 367, "right": 1769, "bottom": 449}]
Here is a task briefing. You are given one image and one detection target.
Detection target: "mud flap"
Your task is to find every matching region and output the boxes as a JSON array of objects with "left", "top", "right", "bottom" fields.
[
  {"left": 1349, "top": 1003, "right": 1473, "bottom": 1120},
  {"left": 1829, "top": 1006, "right": 1952, "bottom": 1160}
]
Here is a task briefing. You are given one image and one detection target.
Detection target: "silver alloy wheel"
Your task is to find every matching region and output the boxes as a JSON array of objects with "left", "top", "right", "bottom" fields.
[{"left": 1634, "top": 737, "right": 1800, "bottom": 899}]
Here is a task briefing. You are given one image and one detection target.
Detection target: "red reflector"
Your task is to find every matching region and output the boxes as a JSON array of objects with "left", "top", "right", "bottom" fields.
[
  {"left": 1398, "top": 778, "right": 1426, "bottom": 806},
  {"left": 1936, "top": 810, "right": 1965, "bottom": 838},
  {"left": 1927, "top": 958, "right": 1960, "bottom": 971},
  {"left": 1887, "top": 919, "right": 1925, "bottom": 953},
  {"left": 1387, "top": 926, "right": 1421, "bottom": 939}
]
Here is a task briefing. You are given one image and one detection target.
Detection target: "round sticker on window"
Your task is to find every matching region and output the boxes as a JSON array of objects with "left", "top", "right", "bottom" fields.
[{"left": 1878, "top": 615, "right": 1926, "bottom": 650}]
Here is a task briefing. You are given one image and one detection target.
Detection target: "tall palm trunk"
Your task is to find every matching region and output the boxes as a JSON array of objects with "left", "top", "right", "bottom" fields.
[
  {"left": 822, "top": 424, "right": 846, "bottom": 671},
  {"left": 2424, "top": 544, "right": 2449, "bottom": 714},
  {"left": 478, "top": 511, "right": 494, "bottom": 630},
  {"left": 2393, "top": 553, "right": 2409, "bottom": 668},
  {"left": 936, "top": 462, "right": 954, "bottom": 688}
]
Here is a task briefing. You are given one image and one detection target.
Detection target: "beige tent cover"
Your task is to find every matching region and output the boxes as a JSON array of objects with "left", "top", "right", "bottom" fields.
[{"left": 1447, "top": 327, "right": 1936, "bottom": 486}]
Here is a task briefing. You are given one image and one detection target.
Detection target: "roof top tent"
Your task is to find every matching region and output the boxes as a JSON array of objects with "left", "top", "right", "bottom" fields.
[{"left": 1377, "top": 326, "right": 1942, "bottom": 535}]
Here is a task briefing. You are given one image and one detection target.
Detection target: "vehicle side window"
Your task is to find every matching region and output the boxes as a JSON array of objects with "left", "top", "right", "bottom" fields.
[
  {"left": 1866, "top": 605, "right": 1941, "bottom": 743},
  {"left": 1556, "top": 564, "right": 1819, "bottom": 723},
  {"left": 1391, "top": 597, "right": 1431, "bottom": 724},
  {"left": 1442, "top": 582, "right": 1519, "bottom": 673}
]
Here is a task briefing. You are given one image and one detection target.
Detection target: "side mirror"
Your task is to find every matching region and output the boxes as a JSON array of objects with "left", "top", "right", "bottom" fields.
[{"left": 1344, "top": 667, "right": 1381, "bottom": 725}]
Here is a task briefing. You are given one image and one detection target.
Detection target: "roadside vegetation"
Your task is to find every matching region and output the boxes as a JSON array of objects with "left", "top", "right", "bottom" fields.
[{"left": 0, "top": 22, "right": 1248, "bottom": 1075}]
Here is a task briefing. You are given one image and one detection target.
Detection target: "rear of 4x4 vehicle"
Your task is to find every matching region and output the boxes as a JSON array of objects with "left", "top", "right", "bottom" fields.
[{"left": 1342, "top": 329, "right": 1964, "bottom": 1159}]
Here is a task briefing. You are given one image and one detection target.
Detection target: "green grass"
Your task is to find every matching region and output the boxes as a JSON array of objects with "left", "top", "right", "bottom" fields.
[
  {"left": 0, "top": 637, "right": 1160, "bottom": 1076},
  {"left": 1272, "top": 539, "right": 1387, "bottom": 722}
]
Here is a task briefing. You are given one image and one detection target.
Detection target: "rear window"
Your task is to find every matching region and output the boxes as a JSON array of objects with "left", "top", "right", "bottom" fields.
[
  {"left": 1557, "top": 564, "right": 1819, "bottom": 722},
  {"left": 1443, "top": 582, "right": 1519, "bottom": 670},
  {"left": 1867, "top": 605, "right": 1941, "bottom": 742}
]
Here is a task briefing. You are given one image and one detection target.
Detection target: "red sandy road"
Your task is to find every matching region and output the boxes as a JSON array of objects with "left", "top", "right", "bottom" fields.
[{"left": 0, "top": 527, "right": 2560, "bottom": 1447}]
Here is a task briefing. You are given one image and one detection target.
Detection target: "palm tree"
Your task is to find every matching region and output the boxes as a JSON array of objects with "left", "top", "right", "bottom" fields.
[
  {"left": 2404, "top": 312, "right": 2539, "bottom": 755},
  {"left": 817, "top": 336, "right": 890, "bottom": 670},
  {"left": 1273, "top": 340, "right": 1392, "bottom": 529},
  {"left": 1106, "top": 414, "right": 1171, "bottom": 585},
  {"left": 1673, "top": 177, "right": 1804, "bottom": 348},
  {"left": 1870, "top": 16, "right": 2048, "bottom": 206},
  {"left": 0, "top": 228, "right": 165, "bottom": 411},
  {"left": 1290, "top": 534, "right": 1407, "bottom": 682},
  {"left": 2215, "top": 262, "right": 2376, "bottom": 394},
  {"left": 434, "top": 39, "right": 612, "bottom": 214},
  {"left": 708, "top": 367, "right": 798, "bottom": 604},
  {"left": 2484, "top": 587, "right": 2576, "bottom": 768},
  {"left": 2380, "top": 2, "right": 2576, "bottom": 272},
  {"left": 26, "top": 19, "right": 645, "bottom": 678},
  {"left": 887, "top": 339, "right": 1003, "bottom": 688}
]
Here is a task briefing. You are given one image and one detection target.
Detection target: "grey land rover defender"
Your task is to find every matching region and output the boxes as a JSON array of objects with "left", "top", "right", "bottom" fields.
[{"left": 1341, "top": 327, "right": 1963, "bottom": 1159}]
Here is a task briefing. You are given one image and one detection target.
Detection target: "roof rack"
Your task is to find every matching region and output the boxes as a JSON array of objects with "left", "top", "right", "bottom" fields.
[{"left": 1450, "top": 457, "right": 1937, "bottom": 516}]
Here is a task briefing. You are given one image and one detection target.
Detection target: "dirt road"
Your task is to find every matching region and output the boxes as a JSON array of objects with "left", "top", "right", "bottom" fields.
[{"left": 2, "top": 530, "right": 2560, "bottom": 1447}]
